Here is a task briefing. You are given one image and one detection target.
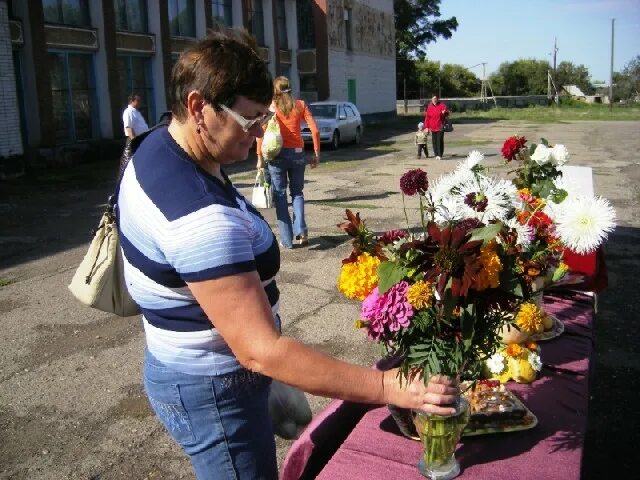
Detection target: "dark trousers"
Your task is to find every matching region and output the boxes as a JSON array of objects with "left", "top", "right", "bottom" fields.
[
  {"left": 432, "top": 131, "right": 444, "bottom": 157},
  {"left": 416, "top": 143, "right": 429, "bottom": 158}
]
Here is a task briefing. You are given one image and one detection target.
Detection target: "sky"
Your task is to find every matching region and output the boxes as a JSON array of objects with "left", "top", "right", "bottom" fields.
[{"left": 424, "top": 0, "right": 640, "bottom": 83}]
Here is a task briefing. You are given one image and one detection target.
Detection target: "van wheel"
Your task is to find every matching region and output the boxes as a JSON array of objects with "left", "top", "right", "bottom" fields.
[
  {"left": 331, "top": 130, "right": 340, "bottom": 150},
  {"left": 354, "top": 127, "right": 362, "bottom": 145}
]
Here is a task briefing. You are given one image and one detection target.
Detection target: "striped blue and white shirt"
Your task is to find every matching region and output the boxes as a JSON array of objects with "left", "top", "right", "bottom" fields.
[{"left": 118, "top": 127, "right": 280, "bottom": 376}]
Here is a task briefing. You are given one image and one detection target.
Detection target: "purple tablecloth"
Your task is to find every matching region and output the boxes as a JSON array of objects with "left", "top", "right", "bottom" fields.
[{"left": 281, "top": 292, "right": 594, "bottom": 480}]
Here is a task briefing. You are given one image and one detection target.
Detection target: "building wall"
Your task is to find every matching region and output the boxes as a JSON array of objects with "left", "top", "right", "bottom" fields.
[
  {"left": 0, "top": 0, "right": 23, "bottom": 158},
  {"left": 325, "top": 0, "right": 395, "bottom": 115}
]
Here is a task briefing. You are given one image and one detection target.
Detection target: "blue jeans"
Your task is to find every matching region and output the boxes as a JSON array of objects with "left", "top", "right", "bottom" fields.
[
  {"left": 143, "top": 350, "right": 277, "bottom": 480},
  {"left": 267, "top": 148, "right": 307, "bottom": 248}
]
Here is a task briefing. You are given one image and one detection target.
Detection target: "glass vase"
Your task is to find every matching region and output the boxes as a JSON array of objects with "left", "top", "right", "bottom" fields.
[{"left": 412, "top": 397, "right": 470, "bottom": 480}]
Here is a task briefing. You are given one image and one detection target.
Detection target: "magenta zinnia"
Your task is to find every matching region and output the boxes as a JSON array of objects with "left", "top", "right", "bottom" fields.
[
  {"left": 361, "top": 282, "right": 414, "bottom": 341},
  {"left": 400, "top": 169, "right": 429, "bottom": 196}
]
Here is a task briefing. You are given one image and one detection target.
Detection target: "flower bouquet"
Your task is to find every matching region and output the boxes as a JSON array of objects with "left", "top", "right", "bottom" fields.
[
  {"left": 336, "top": 147, "right": 615, "bottom": 477},
  {"left": 337, "top": 167, "right": 536, "bottom": 479},
  {"left": 501, "top": 135, "right": 616, "bottom": 289}
]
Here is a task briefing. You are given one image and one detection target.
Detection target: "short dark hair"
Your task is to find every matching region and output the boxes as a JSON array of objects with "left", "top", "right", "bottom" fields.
[
  {"left": 128, "top": 93, "right": 141, "bottom": 103},
  {"left": 169, "top": 29, "right": 273, "bottom": 121}
]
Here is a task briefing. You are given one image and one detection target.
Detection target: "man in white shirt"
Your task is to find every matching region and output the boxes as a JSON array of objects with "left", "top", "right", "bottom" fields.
[{"left": 122, "top": 93, "right": 149, "bottom": 139}]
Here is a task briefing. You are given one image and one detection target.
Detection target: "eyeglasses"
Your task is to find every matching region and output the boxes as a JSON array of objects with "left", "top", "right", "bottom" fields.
[{"left": 219, "top": 104, "right": 274, "bottom": 132}]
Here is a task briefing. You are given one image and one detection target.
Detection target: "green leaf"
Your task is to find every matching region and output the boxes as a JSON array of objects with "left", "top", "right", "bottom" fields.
[
  {"left": 377, "top": 262, "right": 408, "bottom": 294},
  {"left": 528, "top": 143, "right": 537, "bottom": 155},
  {"left": 540, "top": 137, "right": 550, "bottom": 146},
  {"left": 469, "top": 222, "right": 503, "bottom": 244},
  {"left": 461, "top": 307, "right": 475, "bottom": 349},
  {"left": 533, "top": 178, "right": 555, "bottom": 199},
  {"left": 551, "top": 188, "right": 568, "bottom": 204},
  {"left": 499, "top": 268, "right": 524, "bottom": 297}
]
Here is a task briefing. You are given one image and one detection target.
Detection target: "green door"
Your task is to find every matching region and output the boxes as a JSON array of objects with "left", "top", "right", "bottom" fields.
[{"left": 347, "top": 79, "right": 356, "bottom": 104}]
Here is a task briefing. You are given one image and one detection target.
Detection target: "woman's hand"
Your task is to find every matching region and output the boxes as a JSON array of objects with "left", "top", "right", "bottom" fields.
[
  {"left": 310, "top": 153, "right": 320, "bottom": 169},
  {"left": 256, "top": 157, "right": 265, "bottom": 170},
  {"left": 383, "top": 369, "right": 459, "bottom": 416}
]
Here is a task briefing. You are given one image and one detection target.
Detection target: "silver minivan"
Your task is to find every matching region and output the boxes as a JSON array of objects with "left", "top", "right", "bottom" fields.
[{"left": 301, "top": 101, "right": 363, "bottom": 149}]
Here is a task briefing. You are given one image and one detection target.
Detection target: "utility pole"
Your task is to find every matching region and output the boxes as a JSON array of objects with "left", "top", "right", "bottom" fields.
[
  {"left": 609, "top": 18, "right": 615, "bottom": 111},
  {"left": 553, "top": 37, "right": 558, "bottom": 77}
]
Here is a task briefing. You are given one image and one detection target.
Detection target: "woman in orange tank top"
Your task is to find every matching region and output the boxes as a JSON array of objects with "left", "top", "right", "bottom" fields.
[{"left": 256, "top": 77, "right": 320, "bottom": 248}]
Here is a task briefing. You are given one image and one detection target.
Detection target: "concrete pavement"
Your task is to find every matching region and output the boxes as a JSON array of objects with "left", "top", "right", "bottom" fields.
[{"left": 1, "top": 118, "right": 638, "bottom": 479}]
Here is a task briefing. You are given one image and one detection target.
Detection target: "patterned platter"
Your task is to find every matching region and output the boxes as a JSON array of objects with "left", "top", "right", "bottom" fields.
[
  {"left": 462, "top": 388, "right": 538, "bottom": 437},
  {"left": 529, "top": 314, "right": 564, "bottom": 342}
]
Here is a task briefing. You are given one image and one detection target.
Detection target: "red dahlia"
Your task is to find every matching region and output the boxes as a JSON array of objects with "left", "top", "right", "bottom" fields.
[
  {"left": 501, "top": 135, "right": 527, "bottom": 161},
  {"left": 400, "top": 169, "right": 429, "bottom": 196}
]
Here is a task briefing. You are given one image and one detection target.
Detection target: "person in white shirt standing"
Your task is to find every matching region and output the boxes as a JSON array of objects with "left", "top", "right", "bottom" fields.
[{"left": 122, "top": 93, "right": 149, "bottom": 139}]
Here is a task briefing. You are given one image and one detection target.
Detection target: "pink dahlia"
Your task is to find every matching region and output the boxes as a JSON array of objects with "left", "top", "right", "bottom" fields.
[{"left": 361, "top": 282, "right": 414, "bottom": 341}]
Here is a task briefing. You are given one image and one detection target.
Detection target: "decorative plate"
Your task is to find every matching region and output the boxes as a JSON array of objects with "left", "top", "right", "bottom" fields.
[
  {"left": 462, "top": 388, "right": 538, "bottom": 437},
  {"left": 529, "top": 314, "right": 564, "bottom": 342}
]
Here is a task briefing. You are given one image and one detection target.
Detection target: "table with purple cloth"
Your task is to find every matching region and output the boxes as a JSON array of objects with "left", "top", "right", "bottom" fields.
[{"left": 281, "top": 291, "right": 595, "bottom": 480}]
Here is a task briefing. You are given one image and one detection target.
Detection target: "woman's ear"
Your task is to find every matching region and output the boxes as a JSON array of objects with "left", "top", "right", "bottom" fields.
[{"left": 186, "top": 91, "right": 206, "bottom": 125}]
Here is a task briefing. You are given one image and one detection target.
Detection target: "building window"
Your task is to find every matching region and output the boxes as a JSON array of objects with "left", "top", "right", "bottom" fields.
[
  {"left": 345, "top": 7, "right": 352, "bottom": 51},
  {"left": 118, "top": 55, "right": 154, "bottom": 124},
  {"left": 212, "top": 0, "right": 232, "bottom": 27},
  {"left": 42, "top": 0, "right": 90, "bottom": 26},
  {"left": 247, "top": 0, "right": 265, "bottom": 46},
  {"left": 168, "top": 0, "right": 195, "bottom": 37},
  {"left": 296, "top": 0, "right": 315, "bottom": 49},
  {"left": 276, "top": 0, "right": 288, "bottom": 49},
  {"left": 114, "top": 0, "right": 147, "bottom": 33},
  {"left": 280, "top": 64, "right": 291, "bottom": 81},
  {"left": 49, "top": 51, "right": 97, "bottom": 143}
]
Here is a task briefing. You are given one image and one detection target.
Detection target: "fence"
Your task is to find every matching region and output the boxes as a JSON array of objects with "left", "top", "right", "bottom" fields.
[{"left": 397, "top": 95, "right": 550, "bottom": 114}]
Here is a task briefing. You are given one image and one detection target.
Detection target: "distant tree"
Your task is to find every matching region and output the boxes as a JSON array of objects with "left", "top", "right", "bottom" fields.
[
  {"left": 395, "top": 0, "right": 458, "bottom": 98},
  {"left": 441, "top": 64, "right": 482, "bottom": 97},
  {"left": 613, "top": 55, "right": 640, "bottom": 101},
  {"left": 489, "top": 59, "right": 549, "bottom": 95},
  {"left": 413, "top": 59, "right": 481, "bottom": 98},
  {"left": 554, "top": 61, "right": 594, "bottom": 95}
]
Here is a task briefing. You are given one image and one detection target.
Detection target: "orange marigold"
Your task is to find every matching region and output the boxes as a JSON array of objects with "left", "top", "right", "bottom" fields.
[
  {"left": 505, "top": 343, "right": 525, "bottom": 357},
  {"left": 337, "top": 253, "right": 380, "bottom": 300},
  {"left": 476, "top": 241, "right": 502, "bottom": 291},
  {"left": 407, "top": 280, "right": 433, "bottom": 310}
]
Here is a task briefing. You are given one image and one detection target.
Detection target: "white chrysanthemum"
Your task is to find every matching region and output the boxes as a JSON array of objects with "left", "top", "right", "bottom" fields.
[
  {"left": 528, "top": 351, "right": 542, "bottom": 372},
  {"left": 433, "top": 195, "right": 465, "bottom": 224},
  {"left": 429, "top": 169, "right": 474, "bottom": 203},
  {"left": 530, "top": 144, "right": 553, "bottom": 165},
  {"left": 457, "top": 150, "right": 485, "bottom": 171},
  {"left": 487, "top": 352, "right": 506, "bottom": 374},
  {"left": 554, "top": 196, "right": 616, "bottom": 254},
  {"left": 506, "top": 217, "right": 534, "bottom": 246},
  {"left": 455, "top": 175, "right": 519, "bottom": 222},
  {"left": 551, "top": 144, "right": 569, "bottom": 165}
]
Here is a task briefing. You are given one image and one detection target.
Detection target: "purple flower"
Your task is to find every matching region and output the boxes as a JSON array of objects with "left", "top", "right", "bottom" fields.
[
  {"left": 400, "top": 169, "right": 429, "bottom": 196},
  {"left": 361, "top": 282, "right": 414, "bottom": 341},
  {"left": 464, "top": 192, "right": 488, "bottom": 212}
]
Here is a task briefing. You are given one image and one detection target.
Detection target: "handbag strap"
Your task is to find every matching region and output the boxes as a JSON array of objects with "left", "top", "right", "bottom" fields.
[{"left": 109, "top": 119, "right": 171, "bottom": 210}]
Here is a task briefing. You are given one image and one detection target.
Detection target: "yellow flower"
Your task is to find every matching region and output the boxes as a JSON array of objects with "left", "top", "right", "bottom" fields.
[
  {"left": 515, "top": 302, "right": 545, "bottom": 334},
  {"left": 407, "top": 280, "right": 433, "bottom": 310},
  {"left": 337, "top": 253, "right": 380, "bottom": 300},
  {"left": 476, "top": 241, "right": 502, "bottom": 291},
  {"left": 354, "top": 319, "right": 367, "bottom": 329},
  {"left": 505, "top": 343, "right": 525, "bottom": 357}
]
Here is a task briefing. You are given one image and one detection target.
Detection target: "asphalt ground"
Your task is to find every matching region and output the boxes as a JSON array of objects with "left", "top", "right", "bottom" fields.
[{"left": 0, "top": 117, "right": 638, "bottom": 479}]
